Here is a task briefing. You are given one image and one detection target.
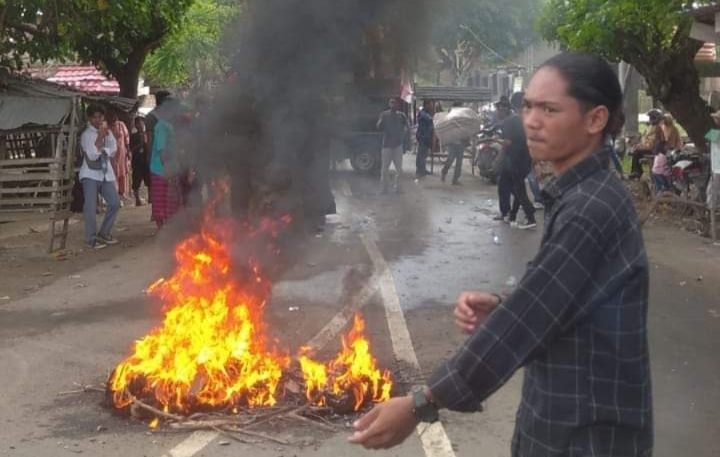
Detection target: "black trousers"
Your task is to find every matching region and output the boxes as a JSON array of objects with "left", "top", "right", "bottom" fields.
[
  {"left": 498, "top": 169, "right": 535, "bottom": 222},
  {"left": 630, "top": 149, "right": 652, "bottom": 176},
  {"left": 131, "top": 161, "right": 150, "bottom": 192},
  {"left": 416, "top": 142, "right": 430, "bottom": 175},
  {"left": 498, "top": 170, "right": 513, "bottom": 216}
]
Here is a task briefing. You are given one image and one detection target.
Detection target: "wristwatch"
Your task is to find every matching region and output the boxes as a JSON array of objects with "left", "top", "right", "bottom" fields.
[{"left": 411, "top": 386, "right": 439, "bottom": 423}]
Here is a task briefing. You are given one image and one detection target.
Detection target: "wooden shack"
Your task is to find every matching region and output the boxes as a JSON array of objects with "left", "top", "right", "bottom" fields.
[{"left": 0, "top": 76, "right": 81, "bottom": 252}]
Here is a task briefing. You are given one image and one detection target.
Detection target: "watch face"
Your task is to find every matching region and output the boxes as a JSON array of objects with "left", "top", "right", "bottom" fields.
[{"left": 412, "top": 389, "right": 439, "bottom": 423}]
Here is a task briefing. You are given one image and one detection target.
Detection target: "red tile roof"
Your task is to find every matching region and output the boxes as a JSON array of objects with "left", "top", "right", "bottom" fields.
[{"left": 42, "top": 65, "right": 120, "bottom": 95}]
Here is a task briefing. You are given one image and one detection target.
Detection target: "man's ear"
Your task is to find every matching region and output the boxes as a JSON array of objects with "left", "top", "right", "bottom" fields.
[{"left": 585, "top": 106, "right": 610, "bottom": 135}]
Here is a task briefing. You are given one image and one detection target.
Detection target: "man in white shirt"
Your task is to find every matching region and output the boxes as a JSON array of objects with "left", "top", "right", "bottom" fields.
[{"left": 79, "top": 104, "right": 120, "bottom": 249}]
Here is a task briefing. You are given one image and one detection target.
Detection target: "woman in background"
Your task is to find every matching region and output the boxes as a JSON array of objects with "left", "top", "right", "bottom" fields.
[
  {"left": 661, "top": 113, "right": 683, "bottom": 152},
  {"left": 107, "top": 110, "right": 130, "bottom": 202}
]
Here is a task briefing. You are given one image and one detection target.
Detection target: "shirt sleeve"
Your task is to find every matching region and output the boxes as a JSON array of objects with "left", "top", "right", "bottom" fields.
[
  {"left": 104, "top": 129, "right": 118, "bottom": 158},
  {"left": 428, "top": 213, "right": 606, "bottom": 412},
  {"left": 80, "top": 131, "right": 101, "bottom": 160}
]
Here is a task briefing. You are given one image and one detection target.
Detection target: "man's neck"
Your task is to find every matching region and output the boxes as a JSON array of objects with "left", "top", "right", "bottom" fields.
[{"left": 552, "top": 139, "right": 602, "bottom": 176}]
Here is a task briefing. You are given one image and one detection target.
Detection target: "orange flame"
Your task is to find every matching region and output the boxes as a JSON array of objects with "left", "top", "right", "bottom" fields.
[
  {"left": 300, "top": 315, "right": 393, "bottom": 411},
  {"left": 108, "top": 184, "right": 391, "bottom": 417}
]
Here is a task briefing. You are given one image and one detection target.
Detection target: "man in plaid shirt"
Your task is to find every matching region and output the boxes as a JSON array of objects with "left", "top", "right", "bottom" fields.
[{"left": 350, "top": 53, "right": 653, "bottom": 456}]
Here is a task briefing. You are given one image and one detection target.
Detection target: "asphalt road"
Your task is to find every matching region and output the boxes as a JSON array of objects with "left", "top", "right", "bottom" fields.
[{"left": 0, "top": 163, "right": 718, "bottom": 457}]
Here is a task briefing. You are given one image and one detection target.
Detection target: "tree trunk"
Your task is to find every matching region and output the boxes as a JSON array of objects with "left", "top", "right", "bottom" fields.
[
  {"left": 620, "top": 63, "right": 640, "bottom": 138},
  {"left": 630, "top": 39, "right": 713, "bottom": 153},
  {"left": 112, "top": 50, "right": 147, "bottom": 99}
]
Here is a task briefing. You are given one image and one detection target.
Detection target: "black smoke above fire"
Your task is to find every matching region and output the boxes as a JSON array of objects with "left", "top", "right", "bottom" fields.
[{"left": 197, "top": 0, "right": 430, "bottom": 225}]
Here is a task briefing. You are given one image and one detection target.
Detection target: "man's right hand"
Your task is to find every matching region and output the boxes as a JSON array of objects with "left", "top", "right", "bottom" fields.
[{"left": 454, "top": 292, "right": 501, "bottom": 334}]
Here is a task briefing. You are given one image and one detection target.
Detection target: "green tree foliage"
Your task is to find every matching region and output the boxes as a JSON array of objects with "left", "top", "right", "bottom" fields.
[
  {"left": 0, "top": 1, "right": 72, "bottom": 72},
  {"left": 429, "top": 0, "right": 543, "bottom": 85},
  {"left": 62, "top": 0, "right": 194, "bottom": 98},
  {"left": 539, "top": 0, "right": 714, "bottom": 151},
  {"left": 143, "top": 0, "right": 241, "bottom": 91},
  {"left": 0, "top": 0, "right": 194, "bottom": 98}
]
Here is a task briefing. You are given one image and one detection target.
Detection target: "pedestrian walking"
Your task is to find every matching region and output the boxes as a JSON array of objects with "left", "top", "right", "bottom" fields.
[
  {"left": 129, "top": 116, "right": 151, "bottom": 206},
  {"left": 415, "top": 100, "right": 434, "bottom": 177},
  {"left": 349, "top": 52, "right": 653, "bottom": 457},
  {"left": 492, "top": 98, "right": 515, "bottom": 221},
  {"left": 377, "top": 97, "right": 408, "bottom": 194},
  {"left": 79, "top": 104, "right": 120, "bottom": 249},
  {"left": 440, "top": 101, "right": 468, "bottom": 186}
]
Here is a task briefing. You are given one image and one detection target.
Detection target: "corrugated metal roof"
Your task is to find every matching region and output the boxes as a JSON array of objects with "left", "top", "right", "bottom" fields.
[{"left": 414, "top": 85, "right": 493, "bottom": 102}]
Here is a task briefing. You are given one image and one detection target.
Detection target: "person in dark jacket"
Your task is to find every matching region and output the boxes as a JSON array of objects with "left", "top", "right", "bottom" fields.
[{"left": 415, "top": 100, "right": 434, "bottom": 177}]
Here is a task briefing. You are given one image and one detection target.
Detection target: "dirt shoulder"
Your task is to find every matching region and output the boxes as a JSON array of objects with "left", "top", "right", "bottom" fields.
[{"left": 0, "top": 205, "right": 157, "bottom": 304}]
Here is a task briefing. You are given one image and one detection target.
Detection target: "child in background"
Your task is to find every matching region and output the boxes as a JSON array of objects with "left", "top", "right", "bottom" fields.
[{"left": 651, "top": 149, "right": 671, "bottom": 193}]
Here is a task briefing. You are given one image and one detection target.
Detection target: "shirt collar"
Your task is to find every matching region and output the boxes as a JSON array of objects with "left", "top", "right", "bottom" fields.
[
  {"left": 541, "top": 147, "right": 611, "bottom": 202},
  {"left": 86, "top": 123, "right": 98, "bottom": 132}
]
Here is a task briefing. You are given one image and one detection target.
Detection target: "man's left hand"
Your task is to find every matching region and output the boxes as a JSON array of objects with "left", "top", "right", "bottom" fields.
[{"left": 348, "top": 396, "right": 418, "bottom": 449}]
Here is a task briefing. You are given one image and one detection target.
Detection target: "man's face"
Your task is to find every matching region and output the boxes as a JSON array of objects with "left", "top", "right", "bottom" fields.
[
  {"left": 496, "top": 106, "right": 510, "bottom": 120},
  {"left": 522, "top": 67, "right": 607, "bottom": 163},
  {"left": 89, "top": 112, "right": 105, "bottom": 129},
  {"left": 389, "top": 99, "right": 399, "bottom": 111}
]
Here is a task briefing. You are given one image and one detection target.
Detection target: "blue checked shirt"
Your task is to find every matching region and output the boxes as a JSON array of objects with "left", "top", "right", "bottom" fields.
[{"left": 428, "top": 148, "right": 653, "bottom": 456}]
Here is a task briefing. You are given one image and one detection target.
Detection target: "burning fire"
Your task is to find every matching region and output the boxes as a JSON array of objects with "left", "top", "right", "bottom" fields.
[
  {"left": 108, "top": 187, "right": 392, "bottom": 418},
  {"left": 300, "top": 315, "right": 392, "bottom": 412}
]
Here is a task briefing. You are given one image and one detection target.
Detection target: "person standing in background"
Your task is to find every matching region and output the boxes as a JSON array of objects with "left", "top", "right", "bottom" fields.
[
  {"left": 129, "top": 116, "right": 151, "bottom": 206},
  {"left": 492, "top": 98, "right": 514, "bottom": 221},
  {"left": 415, "top": 100, "right": 434, "bottom": 178},
  {"left": 501, "top": 94, "right": 536, "bottom": 229},
  {"left": 377, "top": 97, "right": 409, "bottom": 194},
  {"left": 149, "top": 99, "right": 182, "bottom": 228},
  {"left": 107, "top": 110, "right": 130, "bottom": 203},
  {"left": 145, "top": 90, "right": 172, "bottom": 157},
  {"left": 79, "top": 104, "right": 120, "bottom": 249}
]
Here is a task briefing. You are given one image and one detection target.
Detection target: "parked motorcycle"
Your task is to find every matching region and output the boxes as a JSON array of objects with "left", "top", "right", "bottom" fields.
[
  {"left": 473, "top": 125, "right": 504, "bottom": 184},
  {"left": 668, "top": 144, "right": 711, "bottom": 202}
]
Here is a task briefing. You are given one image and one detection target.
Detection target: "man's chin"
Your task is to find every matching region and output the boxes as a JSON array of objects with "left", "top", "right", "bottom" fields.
[{"left": 529, "top": 146, "right": 552, "bottom": 162}]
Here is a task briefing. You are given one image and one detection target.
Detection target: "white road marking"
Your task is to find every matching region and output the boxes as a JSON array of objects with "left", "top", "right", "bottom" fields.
[
  {"left": 160, "top": 430, "right": 217, "bottom": 457},
  {"left": 306, "top": 272, "right": 381, "bottom": 350},
  {"left": 361, "top": 233, "right": 458, "bottom": 457}
]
